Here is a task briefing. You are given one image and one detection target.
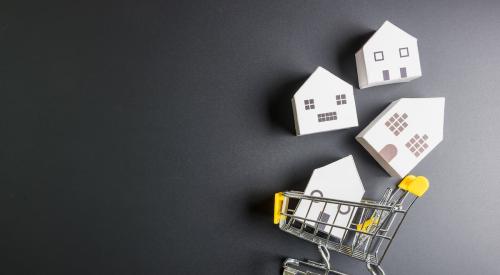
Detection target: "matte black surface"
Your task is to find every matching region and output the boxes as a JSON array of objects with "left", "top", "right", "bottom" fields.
[{"left": 1, "top": 1, "right": 500, "bottom": 274}]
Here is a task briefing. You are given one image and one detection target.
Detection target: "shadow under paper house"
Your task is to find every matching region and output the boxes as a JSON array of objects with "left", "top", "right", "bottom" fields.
[
  {"left": 266, "top": 76, "right": 309, "bottom": 135},
  {"left": 333, "top": 31, "right": 375, "bottom": 87}
]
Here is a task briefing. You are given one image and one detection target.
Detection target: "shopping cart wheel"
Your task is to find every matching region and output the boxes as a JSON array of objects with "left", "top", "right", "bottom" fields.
[
  {"left": 282, "top": 258, "right": 349, "bottom": 275},
  {"left": 282, "top": 246, "right": 350, "bottom": 275},
  {"left": 366, "top": 263, "right": 385, "bottom": 275}
]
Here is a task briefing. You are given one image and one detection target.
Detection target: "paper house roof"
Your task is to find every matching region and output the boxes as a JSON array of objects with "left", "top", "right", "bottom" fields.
[
  {"left": 292, "top": 67, "right": 358, "bottom": 136},
  {"left": 356, "top": 97, "right": 445, "bottom": 177},
  {"left": 355, "top": 21, "right": 422, "bottom": 89},
  {"left": 294, "top": 155, "right": 365, "bottom": 238}
]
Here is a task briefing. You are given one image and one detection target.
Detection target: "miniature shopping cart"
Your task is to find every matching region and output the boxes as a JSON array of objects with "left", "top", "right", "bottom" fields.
[{"left": 273, "top": 175, "right": 429, "bottom": 275}]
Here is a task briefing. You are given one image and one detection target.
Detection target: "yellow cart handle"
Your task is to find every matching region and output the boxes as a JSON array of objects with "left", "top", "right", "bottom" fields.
[
  {"left": 398, "top": 175, "right": 429, "bottom": 197},
  {"left": 274, "top": 192, "right": 284, "bottom": 224}
]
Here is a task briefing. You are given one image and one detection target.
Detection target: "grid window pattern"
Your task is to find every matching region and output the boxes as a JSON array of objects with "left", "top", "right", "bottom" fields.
[
  {"left": 304, "top": 99, "right": 315, "bottom": 110},
  {"left": 406, "top": 134, "right": 429, "bottom": 157},
  {"left": 318, "top": 112, "right": 337, "bottom": 122},
  {"left": 399, "top": 47, "right": 409, "bottom": 58},
  {"left": 374, "top": 51, "right": 384, "bottom": 61},
  {"left": 336, "top": 94, "right": 347, "bottom": 105},
  {"left": 384, "top": 113, "right": 408, "bottom": 136}
]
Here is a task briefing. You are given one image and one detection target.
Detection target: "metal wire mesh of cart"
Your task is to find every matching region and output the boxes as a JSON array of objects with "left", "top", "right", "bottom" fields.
[{"left": 273, "top": 175, "right": 429, "bottom": 275}]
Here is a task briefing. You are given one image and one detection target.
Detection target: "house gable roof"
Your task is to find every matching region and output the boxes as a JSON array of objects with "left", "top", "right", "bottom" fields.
[
  {"left": 357, "top": 21, "right": 417, "bottom": 55},
  {"left": 394, "top": 97, "right": 445, "bottom": 141},
  {"left": 293, "top": 67, "right": 352, "bottom": 98},
  {"left": 309, "top": 155, "right": 365, "bottom": 196}
]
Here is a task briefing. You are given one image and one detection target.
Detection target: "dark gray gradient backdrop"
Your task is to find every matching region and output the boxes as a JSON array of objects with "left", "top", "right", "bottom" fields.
[{"left": 1, "top": 0, "right": 499, "bottom": 274}]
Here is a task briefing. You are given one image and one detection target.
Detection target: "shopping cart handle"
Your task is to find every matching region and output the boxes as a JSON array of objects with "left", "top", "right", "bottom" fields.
[
  {"left": 274, "top": 192, "right": 284, "bottom": 224},
  {"left": 398, "top": 175, "right": 429, "bottom": 197}
]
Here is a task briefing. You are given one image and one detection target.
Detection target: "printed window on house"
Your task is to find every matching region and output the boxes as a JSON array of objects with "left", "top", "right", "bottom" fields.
[
  {"left": 384, "top": 113, "right": 408, "bottom": 136},
  {"left": 400, "top": 67, "right": 407, "bottom": 78},
  {"left": 374, "top": 51, "right": 384, "bottom": 61},
  {"left": 336, "top": 94, "right": 347, "bottom": 105},
  {"left": 318, "top": 112, "right": 337, "bottom": 122},
  {"left": 406, "top": 134, "right": 429, "bottom": 157},
  {"left": 399, "top": 47, "right": 409, "bottom": 58},
  {"left": 304, "top": 99, "right": 315, "bottom": 110},
  {"left": 316, "top": 211, "right": 330, "bottom": 231}
]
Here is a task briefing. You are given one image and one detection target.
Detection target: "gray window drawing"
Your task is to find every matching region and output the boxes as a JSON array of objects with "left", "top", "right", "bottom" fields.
[
  {"left": 374, "top": 51, "right": 384, "bottom": 61},
  {"left": 383, "top": 70, "right": 390, "bottom": 81},
  {"left": 379, "top": 144, "right": 398, "bottom": 163},
  {"left": 310, "top": 190, "right": 327, "bottom": 230},
  {"left": 399, "top": 47, "right": 409, "bottom": 58},
  {"left": 317, "top": 112, "right": 337, "bottom": 122},
  {"left": 385, "top": 113, "right": 408, "bottom": 136},
  {"left": 400, "top": 67, "right": 407, "bottom": 78},
  {"left": 406, "top": 134, "right": 429, "bottom": 157},
  {"left": 336, "top": 94, "right": 347, "bottom": 105},
  {"left": 310, "top": 190, "right": 323, "bottom": 197},
  {"left": 304, "top": 99, "right": 315, "bottom": 110},
  {"left": 317, "top": 211, "right": 330, "bottom": 231},
  {"left": 338, "top": 204, "right": 352, "bottom": 215}
]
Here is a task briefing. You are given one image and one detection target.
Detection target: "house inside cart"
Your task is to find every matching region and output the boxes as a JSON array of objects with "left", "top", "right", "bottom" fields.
[
  {"left": 356, "top": 97, "right": 445, "bottom": 178},
  {"left": 292, "top": 67, "right": 358, "bottom": 136},
  {"left": 355, "top": 21, "right": 422, "bottom": 89},
  {"left": 294, "top": 155, "right": 365, "bottom": 239}
]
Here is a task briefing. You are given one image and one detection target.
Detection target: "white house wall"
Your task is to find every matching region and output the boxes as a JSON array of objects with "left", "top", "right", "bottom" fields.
[
  {"left": 355, "top": 50, "right": 368, "bottom": 89},
  {"left": 358, "top": 21, "right": 422, "bottom": 89},
  {"left": 294, "top": 155, "right": 365, "bottom": 238},
  {"left": 293, "top": 67, "right": 358, "bottom": 136},
  {"left": 357, "top": 98, "right": 445, "bottom": 177}
]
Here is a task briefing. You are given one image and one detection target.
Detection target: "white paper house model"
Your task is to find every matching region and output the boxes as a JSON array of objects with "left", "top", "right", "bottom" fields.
[
  {"left": 355, "top": 21, "right": 422, "bottom": 89},
  {"left": 294, "top": 155, "right": 365, "bottom": 239},
  {"left": 292, "top": 67, "right": 359, "bottom": 136},
  {"left": 356, "top": 97, "right": 445, "bottom": 178}
]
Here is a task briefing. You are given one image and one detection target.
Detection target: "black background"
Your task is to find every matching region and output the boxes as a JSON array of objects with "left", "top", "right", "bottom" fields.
[{"left": 2, "top": 1, "right": 500, "bottom": 274}]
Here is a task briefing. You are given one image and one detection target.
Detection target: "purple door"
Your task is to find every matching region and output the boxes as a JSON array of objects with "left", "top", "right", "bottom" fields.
[{"left": 383, "top": 70, "right": 390, "bottom": 81}]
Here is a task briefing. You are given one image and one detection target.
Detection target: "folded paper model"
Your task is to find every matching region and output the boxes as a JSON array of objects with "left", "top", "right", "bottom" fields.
[
  {"left": 355, "top": 21, "right": 422, "bottom": 89},
  {"left": 291, "top": 67, "right": 358, "bottom": 136},
  {"left": 356, "top": 97, "right": 445, "bottom": 178},
  {"left": 294, "top": 155, "right": 365, "bottom": 239}
]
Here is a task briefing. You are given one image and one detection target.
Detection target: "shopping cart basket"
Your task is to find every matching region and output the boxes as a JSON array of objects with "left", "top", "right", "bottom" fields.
[{"left": 274, "top": 175, "right": 429, "bottom": 275}]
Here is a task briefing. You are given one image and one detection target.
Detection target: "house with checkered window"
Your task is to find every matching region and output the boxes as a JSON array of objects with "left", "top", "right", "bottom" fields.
[
  {"left": 291, "top": 67, "right": 358, "bottom": 136},
  {"left": 356, "top": 97, "right": 445, "bottom": 178}
]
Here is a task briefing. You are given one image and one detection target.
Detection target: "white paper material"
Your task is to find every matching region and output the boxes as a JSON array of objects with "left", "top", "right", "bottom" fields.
[
  {"left": 294, "top": 155, "right": 365, "bottom": 239},
  {"left": 292, "top": 67, "right": 358, "bottom": 136},
  {"left": 355, "top": 21, "right": 422, "bottom": 89},
  {"left": 356, "top": 97, "right": 445, "bottom": 177}
]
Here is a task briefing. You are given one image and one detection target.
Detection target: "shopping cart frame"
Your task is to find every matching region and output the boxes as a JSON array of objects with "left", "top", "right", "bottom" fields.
[{"left": 274, "top": 176, "right": 429, "bottom": 275}]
